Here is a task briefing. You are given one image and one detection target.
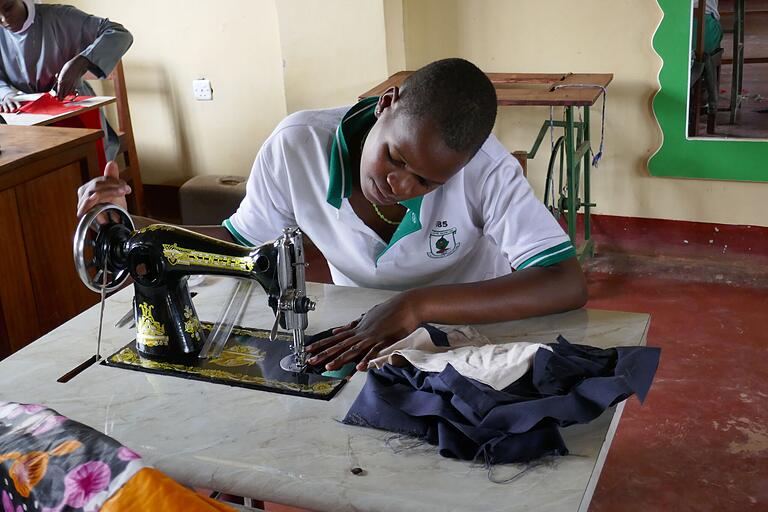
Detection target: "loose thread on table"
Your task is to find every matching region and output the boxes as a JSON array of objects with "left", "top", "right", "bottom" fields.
[
  {"left": 335, "top": 416, "right": 432, "bottom": 455},
  {"left": 383, "top": 433, "right": 430, "bottom": 454},
  {"left": 481, "top": 452, "right": 562, "bottom": 485}
]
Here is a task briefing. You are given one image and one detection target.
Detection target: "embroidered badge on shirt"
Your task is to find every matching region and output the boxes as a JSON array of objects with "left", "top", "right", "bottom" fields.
[{"left": 427, "top": 225, "right": 460, "bottom": 258}]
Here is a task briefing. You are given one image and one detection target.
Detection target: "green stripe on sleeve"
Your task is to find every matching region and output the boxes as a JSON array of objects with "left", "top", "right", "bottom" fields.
[
  {"left": 223, "top": 218, "right": 255, "bottom": 247},
  {"left": 516, "top": 241, "right": 576, "bottom": 270}
]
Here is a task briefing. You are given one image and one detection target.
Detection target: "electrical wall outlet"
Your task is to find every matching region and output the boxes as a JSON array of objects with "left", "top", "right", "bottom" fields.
[{"left": 193, "top": 79, "right": 213, "bottom": 101}]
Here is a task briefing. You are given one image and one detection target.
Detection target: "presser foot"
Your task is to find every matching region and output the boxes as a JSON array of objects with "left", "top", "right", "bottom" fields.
[{"left": 280, "top": 353, "right": 307, "bottom": 373}]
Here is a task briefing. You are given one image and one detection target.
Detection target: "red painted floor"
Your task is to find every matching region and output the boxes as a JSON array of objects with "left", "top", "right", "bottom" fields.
[{"left": 586, "top": 252, "right": 768, "bottom": 511}]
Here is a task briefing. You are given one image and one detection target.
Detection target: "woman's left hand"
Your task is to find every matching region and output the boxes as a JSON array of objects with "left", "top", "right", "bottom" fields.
[{"left": 306, "top": 291, "right": 424, "bottom": 372}]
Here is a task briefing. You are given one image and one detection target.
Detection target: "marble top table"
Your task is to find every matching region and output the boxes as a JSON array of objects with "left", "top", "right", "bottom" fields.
[{"left": 0, "top": 278, "right": 650, "bottom": 512}]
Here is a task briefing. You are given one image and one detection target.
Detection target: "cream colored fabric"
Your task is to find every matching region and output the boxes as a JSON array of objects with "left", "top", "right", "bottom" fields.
[
  {"left": 370, "top": 325, "right": 483, "bottom": 363},
  {"left": 368, "top": 326, "right": 551, "bottom": 390}
]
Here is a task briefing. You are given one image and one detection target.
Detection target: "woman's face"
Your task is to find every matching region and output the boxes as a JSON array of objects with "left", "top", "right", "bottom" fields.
[
  {"left": 359, "top": 95, "right": 471, "bottom": 205},
  {"left": 0, "top": 0, "right": 27, "bottom": 33}
]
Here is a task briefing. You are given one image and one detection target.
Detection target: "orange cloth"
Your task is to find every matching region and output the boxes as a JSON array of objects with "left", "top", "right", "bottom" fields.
[{"left": 100, "top": 467, "right": 236, "bottom": 512}]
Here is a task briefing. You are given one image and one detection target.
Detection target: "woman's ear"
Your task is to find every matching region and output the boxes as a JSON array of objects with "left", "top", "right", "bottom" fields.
[{"left": 374, "top": 86, "right": 400, "bottom": 118}]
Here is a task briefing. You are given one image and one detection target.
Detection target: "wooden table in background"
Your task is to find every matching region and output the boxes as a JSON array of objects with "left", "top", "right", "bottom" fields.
[
  {"left": 0, "top": 95, "right": 116, "bottom": 169},
  {"left": 0, "top": 125, "right": 103, "bottom": 358},
  {"left": 0, "top": 95, "right": 115, "bottom": 127},
  {"left": 361, "top": 71, "right": 611, "bottom": 106}
]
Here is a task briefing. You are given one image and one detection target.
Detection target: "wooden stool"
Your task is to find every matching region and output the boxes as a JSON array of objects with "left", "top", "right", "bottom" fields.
[{"left": 179, "top": 175, "right": 247, "bottom": 225}]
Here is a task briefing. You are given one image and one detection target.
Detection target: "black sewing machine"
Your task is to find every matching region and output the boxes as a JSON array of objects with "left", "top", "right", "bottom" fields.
[{"left": 73, "top": 204, "right": 317, "bottom": 373}]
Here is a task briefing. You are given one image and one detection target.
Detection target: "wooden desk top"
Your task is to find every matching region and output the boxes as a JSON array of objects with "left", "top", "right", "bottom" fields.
[
  {"left": 0, "top": 95, "right": 116, "bottom": 127},
  {"left": 360, "top": 72, "right": 613, "bottom": 107},
  {"left": 0, "top": 125, "right": 102, "bottom": 176}
]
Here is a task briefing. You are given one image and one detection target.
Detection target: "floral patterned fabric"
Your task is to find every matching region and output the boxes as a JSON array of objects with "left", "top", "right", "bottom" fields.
[{"left": 0, "top": 402, "right": 144, "bottom": 512}]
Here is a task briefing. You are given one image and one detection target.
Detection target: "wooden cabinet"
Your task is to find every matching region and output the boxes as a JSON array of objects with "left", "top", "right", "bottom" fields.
[{"left": 0, "top": 126, "right": 102, "bottom": 358}]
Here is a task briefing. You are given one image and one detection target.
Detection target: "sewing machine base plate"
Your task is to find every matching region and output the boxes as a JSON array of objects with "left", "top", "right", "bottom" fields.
[{"left": 102, "top": 323, "right": 346, "bottom": 400}]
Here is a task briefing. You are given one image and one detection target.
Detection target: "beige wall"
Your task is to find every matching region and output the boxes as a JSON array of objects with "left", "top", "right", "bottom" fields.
[
  {"left": 61, "top": 0, "right": 288, "bottom": 185},
  {"left": 383, "top": 0, "right": 407, "bottom": 74},
  {"left": 401, "top": 0, "right": 767, "bottom": 227},
  {"left": 63, "top": 0, "right": 394, "bottom": 185},
  {"left": 275, "top": 0, "right": 389, "bottom": 113},
  {"left": 61, "top": 0, "right": 766, "bottom": 226}
]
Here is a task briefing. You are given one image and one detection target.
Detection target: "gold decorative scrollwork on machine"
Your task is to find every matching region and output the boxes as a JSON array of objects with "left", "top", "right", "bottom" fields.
[
  {"left": 137, "top": 302, "right": 169, "bottom": 347},
  {"left": 163, "top": 244, "right": 255, "bottom": 272}
]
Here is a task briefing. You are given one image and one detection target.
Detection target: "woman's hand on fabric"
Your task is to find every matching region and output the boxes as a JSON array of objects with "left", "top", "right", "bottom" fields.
[
  {"left": 0, "top": 91, "right": 22, "bottom": 113},
  {"left": 55, "top": 55, "right": 90, "bottom": 100},
  {"left": 306, "top": 291, "right": 425, "bottom": 372}
]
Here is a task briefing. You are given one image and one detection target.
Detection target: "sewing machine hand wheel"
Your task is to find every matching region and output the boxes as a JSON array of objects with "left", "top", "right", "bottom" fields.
[{"left": 73, "top": 203, "right": 134, "bottom": 293}]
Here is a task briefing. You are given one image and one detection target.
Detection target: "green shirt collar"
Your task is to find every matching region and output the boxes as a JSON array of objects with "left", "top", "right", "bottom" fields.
[
  {"left": 376, "top": 195, "right": 423, "bottom": 264},
  {"left": 326, "top": 96, "right": 379, "bottom": 209}
]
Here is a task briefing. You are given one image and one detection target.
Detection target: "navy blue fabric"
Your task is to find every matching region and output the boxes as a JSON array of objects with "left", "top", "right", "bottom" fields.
[
  {"left": 344, "top": 336, "right": 660, "bottom": 464},
  {"left": 421, "top": 323, "right": 450, "bottom": 347}
]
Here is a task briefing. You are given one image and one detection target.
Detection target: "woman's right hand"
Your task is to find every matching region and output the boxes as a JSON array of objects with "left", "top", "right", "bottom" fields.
[{"left": 77, "top": 161, "right": 131, "bottom": 217}]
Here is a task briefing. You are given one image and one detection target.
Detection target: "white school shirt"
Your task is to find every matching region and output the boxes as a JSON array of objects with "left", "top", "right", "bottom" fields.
[{"left": 225, "top": 99, "right": 574, "bottom": 291}]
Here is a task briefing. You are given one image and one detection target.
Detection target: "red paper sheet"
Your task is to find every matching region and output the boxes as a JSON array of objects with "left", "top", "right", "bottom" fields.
[{"left": 16, "top": 94, "right": 92, "bottom": 115}]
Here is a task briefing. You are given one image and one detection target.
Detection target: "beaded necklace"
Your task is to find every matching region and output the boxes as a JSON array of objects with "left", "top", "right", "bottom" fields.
[{"left": 371, "top": 203, "right": 401, "bottom": 225}]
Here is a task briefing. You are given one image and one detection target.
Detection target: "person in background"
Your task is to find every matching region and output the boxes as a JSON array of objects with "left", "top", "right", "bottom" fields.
[
  {"left": 692, "top": 0, "right": 723, "bottom": 55},
  {"left": 0, "top": 0, "right": 133, "bottom": 159}
]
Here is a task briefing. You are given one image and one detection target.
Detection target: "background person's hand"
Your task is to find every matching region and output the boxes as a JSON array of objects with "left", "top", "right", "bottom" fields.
[
  {"left": 77, "top": 161, "right": 130, "bottom": 217},
  {"left": 0, "top": 91, "right": 22, "bottom": 113},
  {"left": 55, "top": 55, "right": 90, "bottom": 100},
  {"left": 305, "top": 291, "right": 424, "bottom": 372}
]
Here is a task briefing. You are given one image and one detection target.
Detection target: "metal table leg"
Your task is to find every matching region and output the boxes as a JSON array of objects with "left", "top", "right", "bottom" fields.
[
  {"left": 564, "top": 107, "right": 576, "bottom": 244},
  {"left": 582, "top": 106, "right": 594, "bottom": 258},
  {"left": 529, "top": 110, "right": 596, "bottom": 260}
]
